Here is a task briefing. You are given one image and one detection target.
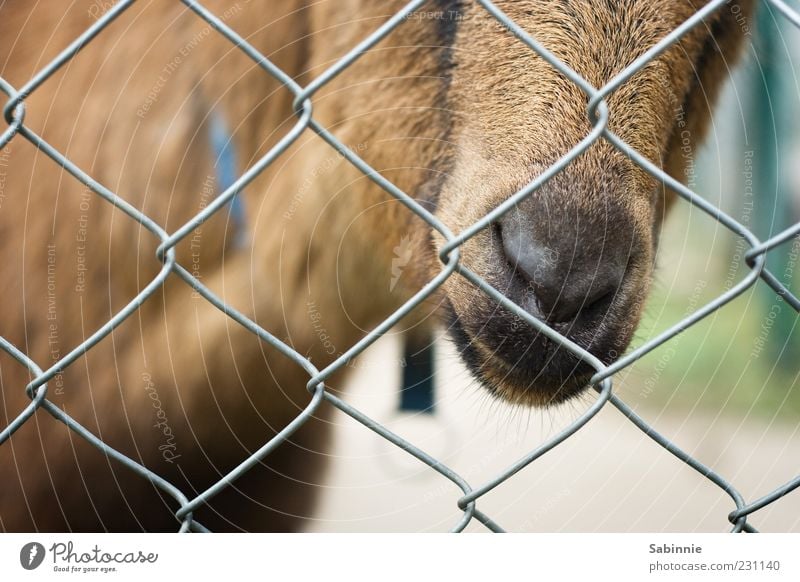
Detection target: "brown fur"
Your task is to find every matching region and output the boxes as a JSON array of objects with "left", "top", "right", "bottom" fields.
[{"left": 0, "top": 0, "right": 754, "bottom": 531}]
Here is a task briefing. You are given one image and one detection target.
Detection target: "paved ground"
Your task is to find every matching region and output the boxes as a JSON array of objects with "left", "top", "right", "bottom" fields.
[{"left": 306, "top": 335, "right": 800, "bottom": 532}]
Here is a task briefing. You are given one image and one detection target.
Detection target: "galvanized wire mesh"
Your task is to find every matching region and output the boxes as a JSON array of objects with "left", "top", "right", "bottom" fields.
[{"left": 1, "top": 0, "right": 799, "bottom": 533}]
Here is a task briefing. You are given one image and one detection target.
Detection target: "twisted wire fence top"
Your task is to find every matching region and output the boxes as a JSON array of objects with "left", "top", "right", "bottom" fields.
[{"left": 0, "top": 0, "right": 798, "bottom": 532}]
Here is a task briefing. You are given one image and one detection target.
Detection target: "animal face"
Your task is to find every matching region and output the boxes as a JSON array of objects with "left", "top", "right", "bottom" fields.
[{"left": 422, "top": 1, "right": 754, "bottom": 406}]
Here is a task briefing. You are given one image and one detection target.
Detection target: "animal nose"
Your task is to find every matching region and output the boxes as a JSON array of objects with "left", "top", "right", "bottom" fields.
[{"left": 498, "top": 208, "right": 629, "bottom": 323}]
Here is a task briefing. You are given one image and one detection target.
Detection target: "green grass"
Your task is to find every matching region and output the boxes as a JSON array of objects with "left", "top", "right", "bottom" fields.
[{"left": 617, "top": 203, "right": 800, "bottom": 419}]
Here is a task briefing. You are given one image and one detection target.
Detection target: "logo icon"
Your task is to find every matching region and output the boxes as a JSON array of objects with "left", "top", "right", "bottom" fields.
[
  {"left": 390, "top": 235, "right": 413, "bottom": 291},
  {"left": 20, "top": 542, "right": 45, "bottom": 570}
]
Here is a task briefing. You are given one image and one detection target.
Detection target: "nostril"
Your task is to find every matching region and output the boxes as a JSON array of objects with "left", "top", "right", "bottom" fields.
[
  {"left": 535, "top": 272, "right": 623, "bottom": 324},
  {"left": 497, "top": 216, "right": 553, "bottom": 285},
  {"left": 496, "top": 214, "right": 628, "bottom": 324}
]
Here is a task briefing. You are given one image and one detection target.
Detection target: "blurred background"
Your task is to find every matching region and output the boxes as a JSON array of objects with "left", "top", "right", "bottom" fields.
[{"left": 307, "top": 3, "right": 800, "bottom": 532}]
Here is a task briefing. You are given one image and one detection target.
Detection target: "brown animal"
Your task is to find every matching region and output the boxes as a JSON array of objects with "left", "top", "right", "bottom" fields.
[{"left": 0, "top": 0, "right": 754, "bottom": 531}]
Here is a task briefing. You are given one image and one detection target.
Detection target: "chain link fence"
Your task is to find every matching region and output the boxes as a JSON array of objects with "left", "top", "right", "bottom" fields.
[{"left": 1, "top": 0, "right": 799, "bottom": 533}]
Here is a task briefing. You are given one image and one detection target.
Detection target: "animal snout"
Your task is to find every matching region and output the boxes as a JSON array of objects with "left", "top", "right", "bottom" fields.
[{"left": 497, "top": 199, "right": 634, "bottom": 324}]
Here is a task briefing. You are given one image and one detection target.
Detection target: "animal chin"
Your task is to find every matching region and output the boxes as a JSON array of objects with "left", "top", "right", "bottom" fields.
[
  {"left": 441, "top": 287, "right": 640, "bottom": 407},
  {"left": 441, "top": 299, "right": 597, "bottom": 407}
]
